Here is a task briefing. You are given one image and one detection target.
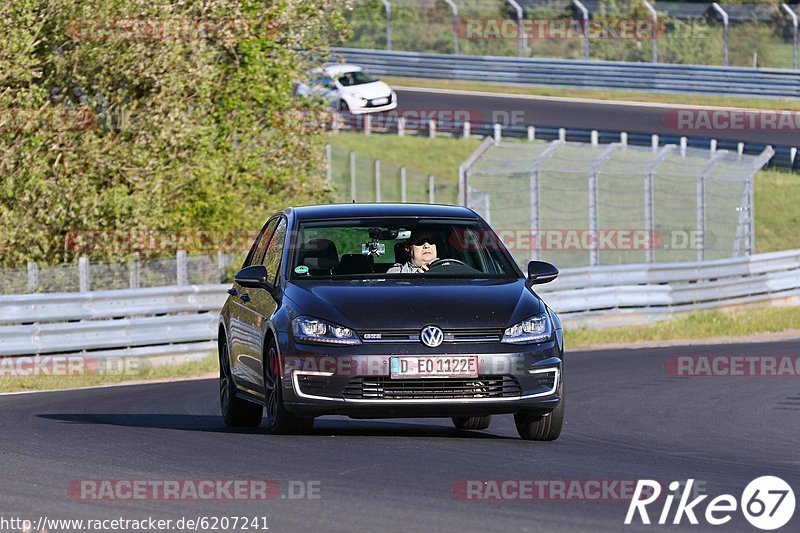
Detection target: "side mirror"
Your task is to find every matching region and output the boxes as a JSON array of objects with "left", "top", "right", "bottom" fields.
[
  {"left": 235, "top": 265, "right": 273, "bottom": 291},
  {"left": 527, "top": 261, "right": 559, "bottom": 285}
]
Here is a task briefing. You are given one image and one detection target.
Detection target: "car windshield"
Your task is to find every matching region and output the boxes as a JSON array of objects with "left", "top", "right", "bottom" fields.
[
  {"left": 289, "top": 218, "right": 518, "bottom": 280},
  {"left": 337, "top": 71, "right": 377, "bottom": 87}
]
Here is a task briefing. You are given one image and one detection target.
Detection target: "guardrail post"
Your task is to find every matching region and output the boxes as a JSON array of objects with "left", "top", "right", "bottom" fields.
[
  {"left": 397, "top": 116, "right": 405, "bottom": 136},
  {"left": 27, "top": 262, "right": 39, "bottom": 293},
  {"left": 463, "top": 121, "right": 470, "bottom": 139},
  {"left": 429, "top": 119, "right": 436, "bottom": 138},
  {"left": 176, "top": 250, "right": 188, "bottom": 286},
  {"left": 375, "top": 159, "right": 381, "bottom": 202},
  {"left": 129, "top": 252, "right": 141, "bottom": 289},
  {"left": 350, "top": 151, "right": 357, "bottom": 202},
  {"left": 325, "top": 144, "right": 332, "bottom": 183},
  {"left": 738, "top": 142, "right": 745, "bottom": 157},
  {"left": 401, "top": 167, "right": 407, "bottom": 202},
  {"left": 79, "top": 256, "right": 90, "bottom": 292},
  {"left": 620, "top": 132, "right": 628, "bottom": 146},
  {"left": 710, "top": 139, "right": 718, "bottom": 155},
  {"left": 429, "top": 175, "right": 435, "bottom": 204},
  {"left": 558, "top": 128, "right": 566, "bottom": 142},
  {"left": 791, "top": 147, "right": 798, "bottom": 165},
  {"left": 680, "top": 137, "right": 687, "bottom": 156},
  {"left": 590, "top": 130, "right": 598, "bottom": 146},
  {"left": 528, "top": 126, "right": 535, "bottom": 141},
  {"left": 651, "top": 134, "right": 659, "bottom": 152},
  {"left": 493, "top": 123, "right": 502, "bottom": 144},
  {"left": 712, "top": 3, "right": 729, "bottom": 66},
  {"left": 364, "top": 114, "right": 371, "bottom": 136},
  {"left": 782, "top": 4, "right": 798, "bottom": 69}
]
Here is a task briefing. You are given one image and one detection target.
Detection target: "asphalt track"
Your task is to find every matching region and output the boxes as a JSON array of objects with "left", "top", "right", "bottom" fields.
[
  {"left": 394, "top": 88, "right": 800, "bottom": 147},
  {"left": 2, "top": 339, "right": 798, "bottom": 532}
]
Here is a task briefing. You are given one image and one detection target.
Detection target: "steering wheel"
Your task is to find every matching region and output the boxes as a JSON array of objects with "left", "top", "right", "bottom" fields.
[{"left": 425, "top": 258, "right": 468, "bottom": 270}]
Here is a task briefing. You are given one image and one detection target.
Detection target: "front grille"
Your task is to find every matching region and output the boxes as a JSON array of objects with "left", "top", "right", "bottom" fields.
[
  {"left": 360, "top": 327, "right": 503, "bottom": 344},
  {"left": 343, "top": 375, "right": 522, "bottom": 400}
]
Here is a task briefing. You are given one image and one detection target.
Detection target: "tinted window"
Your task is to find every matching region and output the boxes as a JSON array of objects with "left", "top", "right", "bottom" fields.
[
  {"left": 290, "top": 218, "right": 518, "bottom": 279},
  {"left": 262, "top": 218, "right": 287, "bottom": 285},
  {"left": 244, "top": 218, "right": 278, "bottom": 268},
  {"left": 337, "top": 71, "right": 377, "bottom": 87}
]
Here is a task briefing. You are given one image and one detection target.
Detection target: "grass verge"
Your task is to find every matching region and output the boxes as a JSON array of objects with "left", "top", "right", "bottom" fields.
[
  {"left": 0, "top": 353, "right": 218, "bottom": 394},
  {"left": 382, "top": 76, "right": 800, "bottom": 111},
  {"left": 567, "top": 306, "right": 800, "bottom": 350}
]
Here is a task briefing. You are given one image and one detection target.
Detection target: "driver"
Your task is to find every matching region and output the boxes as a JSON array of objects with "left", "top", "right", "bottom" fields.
[{"left": 387, "top": 228, "right": 439, "bottom": 273}]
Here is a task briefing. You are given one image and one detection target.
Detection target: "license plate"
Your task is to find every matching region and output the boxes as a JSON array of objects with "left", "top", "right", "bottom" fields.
[
  {"left": 390, "top": 356, "right": 478, "bottom": 378},
  {"left": 371, "top": 97, "right": 388, "bottom": 106}
]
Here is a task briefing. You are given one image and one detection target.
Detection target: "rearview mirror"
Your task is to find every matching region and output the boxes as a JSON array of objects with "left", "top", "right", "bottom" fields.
[
  {"left": 527, "top": 261, "right": 559, "bottom": 285},
  {"left": 235, "top": 265, "right": 273, "bottom": 290}
]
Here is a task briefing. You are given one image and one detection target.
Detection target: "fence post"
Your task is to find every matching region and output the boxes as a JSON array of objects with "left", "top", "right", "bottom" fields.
[
  {"left": 79, "top": 256, "right": 90, "bottom": 292},
  {"left": 375, "top": 159, "right": 381, "bottom": 202},
  {"left": 364, "top": 114, "right": 371, "bottom": 136},
  {"left": 325, "top": 144, "right": 332, "bottom": 183},
  {"left": 378, "top": 0, "right": 392, "bottom": 50},
  {"left": 429, "top": 175, "right": 435, "bottom": 204},
  {"left": 645, "top": 172, "right": 655, "bottom": 263},
  {"left": 398, "top": 116, "right": 405, "bottom": 137},
  {"left": 712, "top": 3, "right": 729, "bottom": 66},
  {"left": 710, "top": 139, "right": 717, "bottom": 155},
  {"left": 558, "top": 128, "right": 566, "bottom": 142},
  {"left": 590, "top": 130, "right": 598, "bottom": 146},
  {"left": 588, "top": 172, "right": 599, "bottom": 267},
  {"left": 642, "top": 0, "right": 658, "bottom": 63},
  {"left": 429, "top": 119, "right": 436, "bottom": 138},
  {"left": 27, "top": 262, "right": 39, "bottom": 293},
  {"left": 680, "top": 137, "right": 687, "bottom": 156},
  {"left": 463, "top": 121, "right": 470, "bottom": 139},
  {"left": 493, "top": 123, "right": 502, "bottom": 144},
  {"left": 129, "top": 252, "right": 141, "bottom": 289},
  {"left": 620, "top": 131, "right": 628, "bottom": 146},
  {"left": 217, "top": 250, "right": 228, "bottom": 283},
  {"left": 651, "top": 134, "right": 659, "bottom": 152},
  {"left": 528, "top": 126, "right": 535, "bottom": 141},
  {"left": 401, "top": 167, "right": 407, "bottom": 203},
  {"left": 530, "top": 170, "right": 540, "bottom": 261},
  {"left": 350, "top": 151, "right": 357, "bottom": 202},
  {"left": 177, "top": 250, "right": 188, "bottom": 286}
]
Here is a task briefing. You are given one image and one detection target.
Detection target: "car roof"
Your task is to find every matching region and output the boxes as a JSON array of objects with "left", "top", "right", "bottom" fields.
[
  {"left": 324, "top": 64, "right": 364, "bottom": 76},
  {"left": 287, "top": 203, "right": 479, "bottom": 221}
]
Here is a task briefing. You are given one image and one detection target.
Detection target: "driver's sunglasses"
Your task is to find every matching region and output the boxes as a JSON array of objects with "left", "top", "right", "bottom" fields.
[{"left": 411, "top": 236, "right": 436, "bottom": 246}]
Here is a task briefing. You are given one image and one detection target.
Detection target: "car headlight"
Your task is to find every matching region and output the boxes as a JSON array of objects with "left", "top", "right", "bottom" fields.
[
  {"left": 501, "top": 313, "right": 552, "bottom": 344},
  {"left": 292, "top": 316, "right": 361, "bottom": 345}
]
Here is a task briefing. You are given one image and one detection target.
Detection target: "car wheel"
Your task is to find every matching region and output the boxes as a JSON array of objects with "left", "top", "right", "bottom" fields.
[
  {"left": 514, "top": 399, "right": 564, "bottom": 441},
  {"left": 265, "top": 339, "right": 314, "bottom": 435},
  {"left": 338, "top": 99, "right": 350, "bottom": 113},
  {"left": 219, "top": 338, "right": 263, "bottom": 427},
  {"left": 452, "top": 416, "right": 491, "bottom": 430}
]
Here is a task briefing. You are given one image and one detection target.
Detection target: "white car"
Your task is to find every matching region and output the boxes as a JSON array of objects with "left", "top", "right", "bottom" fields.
[{"left": 295, "top": 64, "right": 397, "bottom": 115}]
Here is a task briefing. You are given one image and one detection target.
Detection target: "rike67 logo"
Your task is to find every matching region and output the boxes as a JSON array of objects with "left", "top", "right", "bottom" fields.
[{"left": 625, "top": 477, "right": 795, "bottom": 530}]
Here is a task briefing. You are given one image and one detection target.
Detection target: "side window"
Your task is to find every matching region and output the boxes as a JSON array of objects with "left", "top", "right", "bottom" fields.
[
  {"left": 262, "top": 218, "right": 287, "bottom": 285},
  {"left": 244, "top": 219, "right": 278, "bottom": 268}
]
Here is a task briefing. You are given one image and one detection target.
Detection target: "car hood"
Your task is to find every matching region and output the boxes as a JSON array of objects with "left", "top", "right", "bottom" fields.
[
  {"left": 339, "top": 81, "right": 392, "bottom": 100},
  {"left": 283, "top": 278, "right": 542, "bottom": 330}
]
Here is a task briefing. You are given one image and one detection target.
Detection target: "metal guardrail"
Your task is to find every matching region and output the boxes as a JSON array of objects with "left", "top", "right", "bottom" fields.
[
  {"left": 0, "top": 249, "right": 798, "bottom": 360},
  {"left": 333, "top": 47, "right": 800, "bottom": 98}
]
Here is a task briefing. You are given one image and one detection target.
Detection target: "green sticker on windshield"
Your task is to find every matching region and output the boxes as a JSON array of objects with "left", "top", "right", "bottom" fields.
[{"left": 294, "top": 265, "right": 309, "bottom": 275}]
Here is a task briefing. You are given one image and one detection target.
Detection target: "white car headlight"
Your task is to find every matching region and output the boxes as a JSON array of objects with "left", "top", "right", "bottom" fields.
[
  {"left": 292, "top": 316, "right": 361, "bottom": 345},
  {"left": 501, "top": 313, "right": 552, "bottom": 344}
]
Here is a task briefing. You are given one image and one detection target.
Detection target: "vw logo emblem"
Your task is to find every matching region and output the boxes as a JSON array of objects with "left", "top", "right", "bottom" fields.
[{"left": 420, "top": 325, "right": 444, "bottom": 348}]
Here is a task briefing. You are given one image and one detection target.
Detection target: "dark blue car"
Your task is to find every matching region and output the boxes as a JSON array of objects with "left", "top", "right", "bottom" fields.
[{"left": 218, "top": 203, "right": 564, "bottom": 440}]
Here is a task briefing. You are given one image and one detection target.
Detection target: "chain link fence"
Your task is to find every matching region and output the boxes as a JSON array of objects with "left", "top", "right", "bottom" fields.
[
  {"left": 0, "top": 251, "right": 240, "bottom": 296},
  {"left": 465, "top": 138, "right": 771, "bottom": 268},
  {"left": 346, "top": 0, "right": 800, "bottom": 68}
]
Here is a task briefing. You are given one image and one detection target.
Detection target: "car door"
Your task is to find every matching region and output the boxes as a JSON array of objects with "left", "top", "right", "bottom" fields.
[
  {"left": 235, "top": 217, "right": 287, "bottom": 394},
  {"left": 229, "top": 218, "right": 277, "bottom": 393}
]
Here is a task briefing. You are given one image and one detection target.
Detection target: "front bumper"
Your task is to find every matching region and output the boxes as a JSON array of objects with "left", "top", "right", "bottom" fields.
[{"left": 280, "top": 341, "right": 563, "bottom": 418}]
